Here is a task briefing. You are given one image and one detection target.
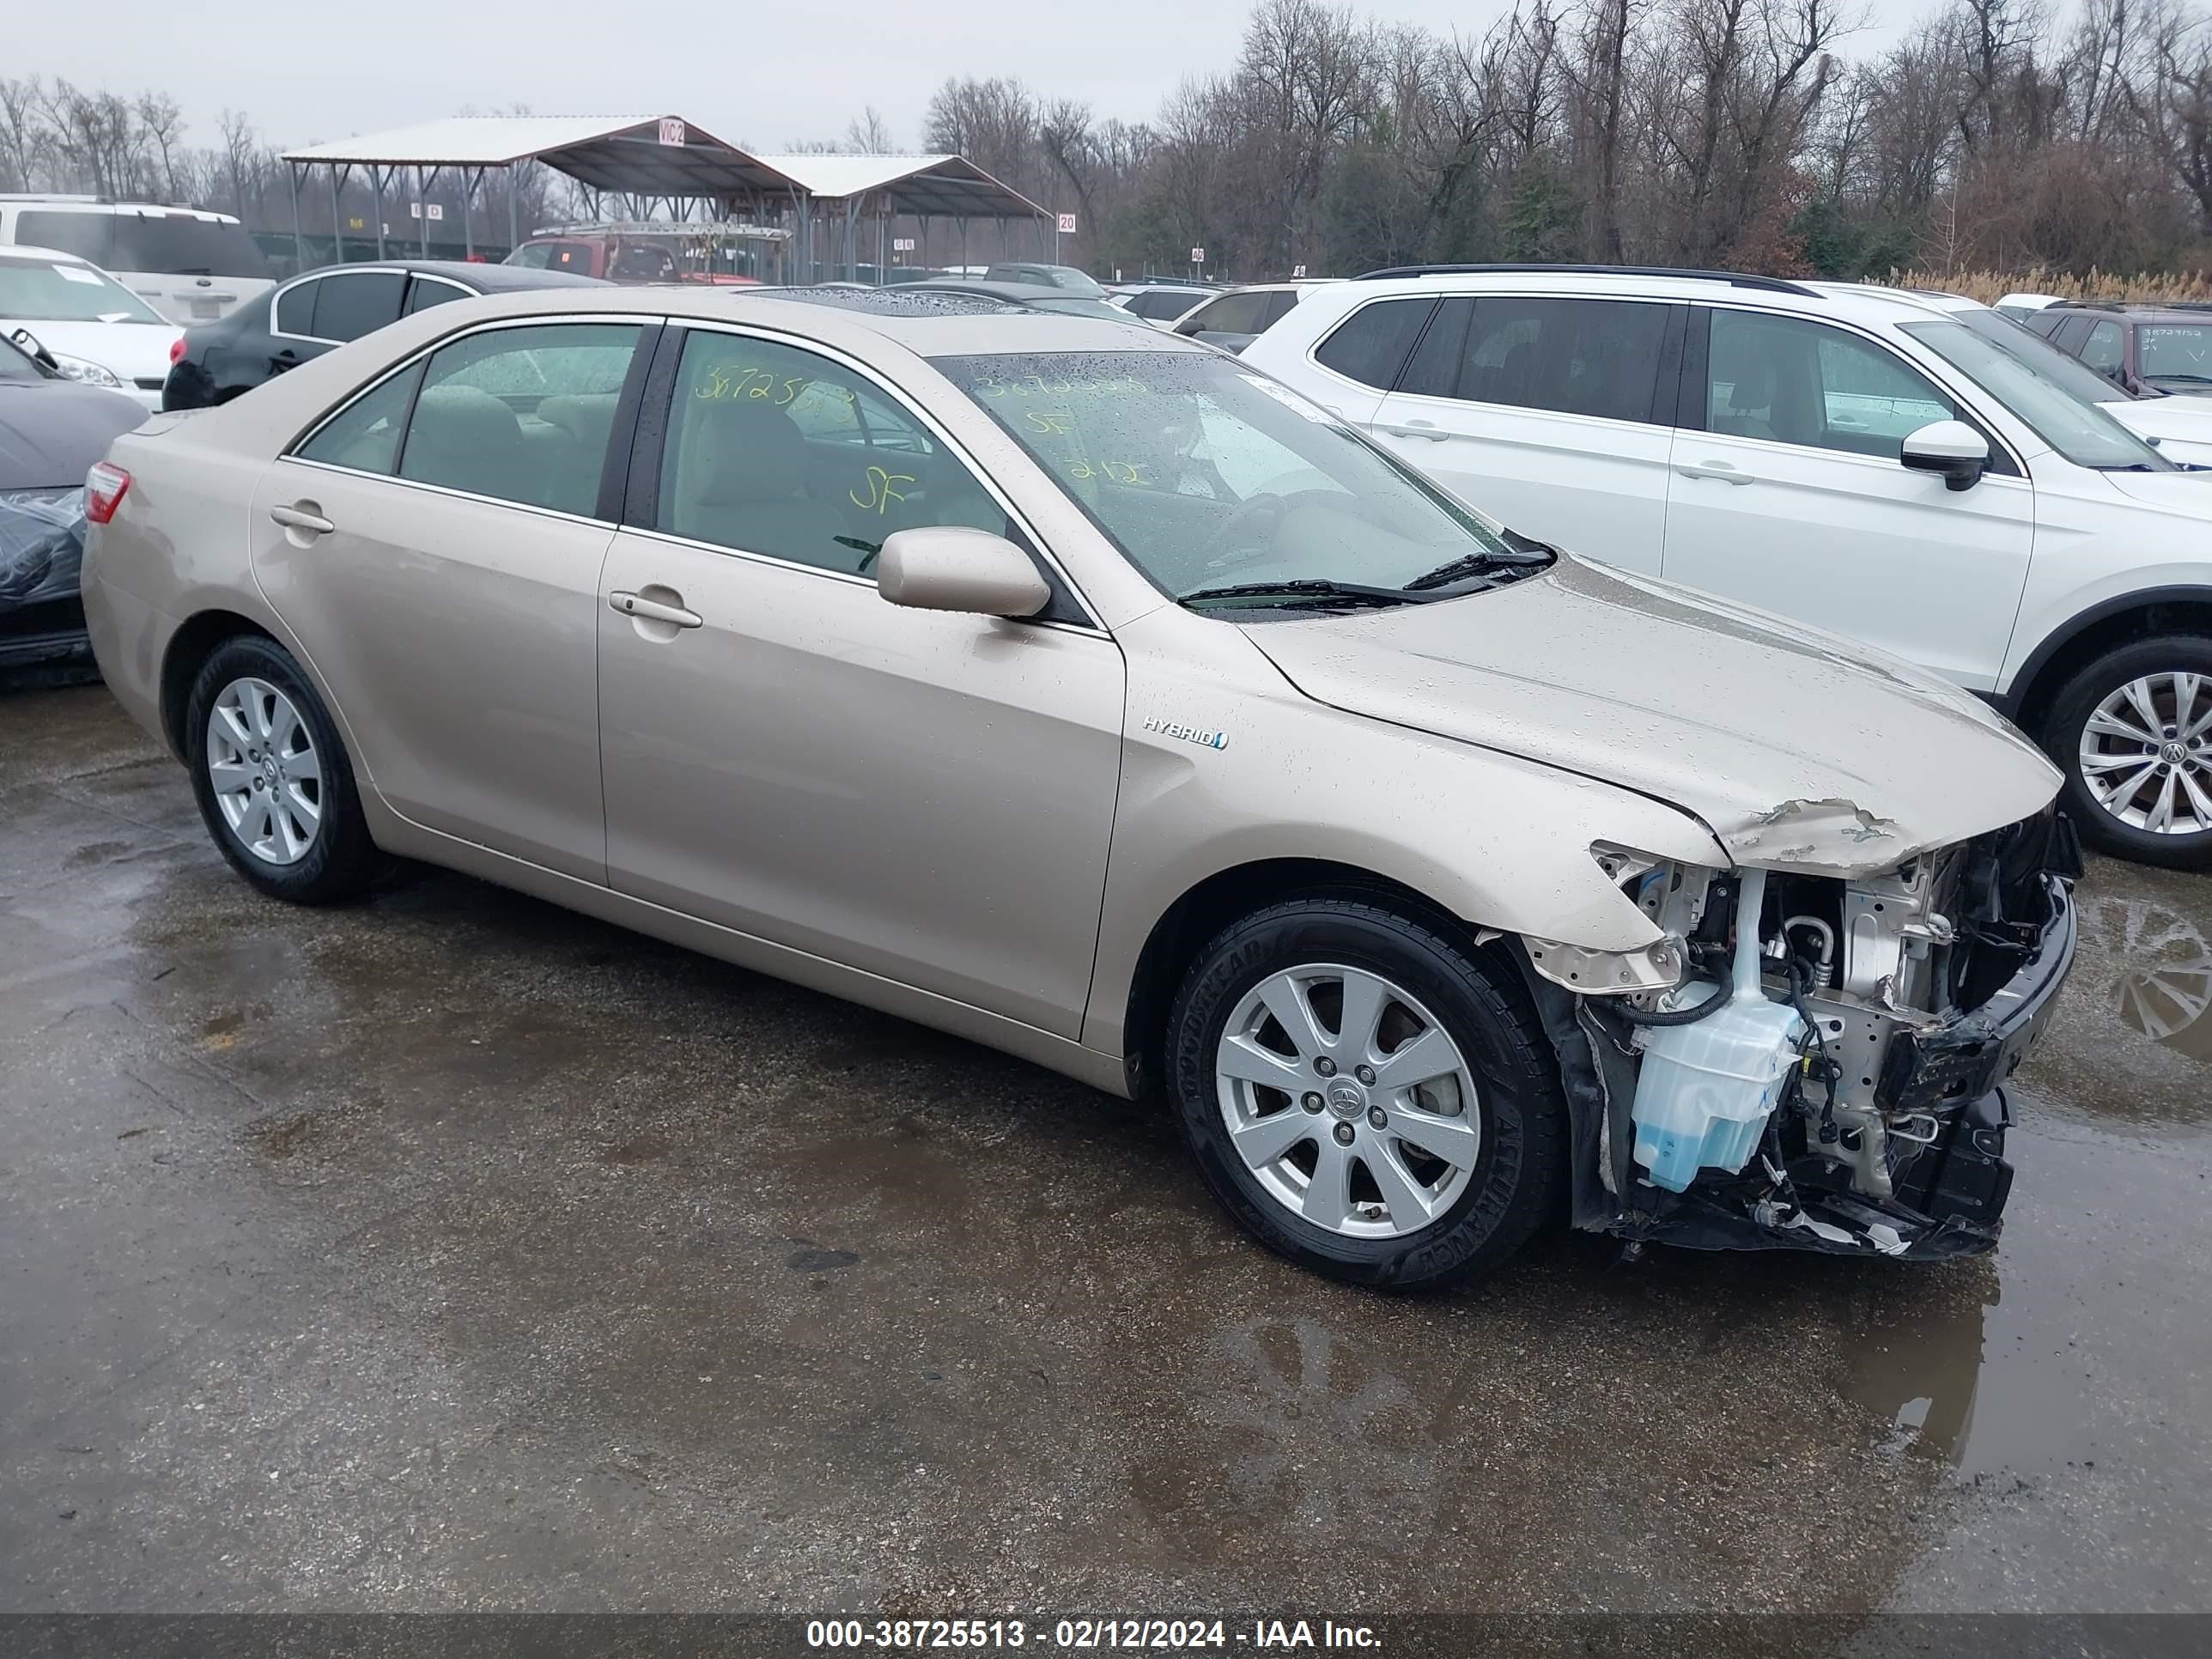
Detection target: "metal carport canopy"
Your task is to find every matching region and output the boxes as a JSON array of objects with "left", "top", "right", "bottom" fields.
[
  {"left": 752, "top": 153, "right": 1047, "bottom": 218},
  {"left": 282, "top": 116, "right": 799, "bottom": 198}
]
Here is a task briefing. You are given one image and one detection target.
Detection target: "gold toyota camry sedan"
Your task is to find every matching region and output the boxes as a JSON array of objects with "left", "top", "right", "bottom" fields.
[{"left": 80, "top": 284, "right": 2078, "bottom": 1286}]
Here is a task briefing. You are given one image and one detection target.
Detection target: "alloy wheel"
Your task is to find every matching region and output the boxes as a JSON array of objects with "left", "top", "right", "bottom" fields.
[
  {"left": 2077, "top": 671, "right": 2212, "bottom": 836},
  {"left": 206, "top": 676, "right": 323, "bottom": 866},
  {"left": 1214, "top": 963, "right": 1480, "bottom": 1239}
]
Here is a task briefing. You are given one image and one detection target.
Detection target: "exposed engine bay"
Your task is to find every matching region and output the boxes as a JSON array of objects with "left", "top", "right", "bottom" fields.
[{"left": 1525, "top": 810, "right": 2081, "bottom": 1259}]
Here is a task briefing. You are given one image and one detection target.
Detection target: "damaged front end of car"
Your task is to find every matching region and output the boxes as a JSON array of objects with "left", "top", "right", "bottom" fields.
[{"left": 1521, "top": 809, "right": 2081, "bottom": 1261}]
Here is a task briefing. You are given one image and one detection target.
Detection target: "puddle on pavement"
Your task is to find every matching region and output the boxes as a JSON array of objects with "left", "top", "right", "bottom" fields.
[{"left": 2079, "top": 891, "right": 2212, "bottom": 1066}]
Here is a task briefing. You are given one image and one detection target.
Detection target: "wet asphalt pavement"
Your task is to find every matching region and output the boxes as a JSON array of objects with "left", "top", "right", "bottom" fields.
[{"left": 2, "top": 684, "right": 2208, "bottom": 1623}]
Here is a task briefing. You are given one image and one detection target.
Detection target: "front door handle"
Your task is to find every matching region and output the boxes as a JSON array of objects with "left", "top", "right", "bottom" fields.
[
  {"left": 1388, "top": 419, "right": 1450, "bottom": 441},
  {"left": 1675, "top": 460, "right": 1753, "bottom": 485},
  {"left": 610, "top": 589, "right": 702, "bottom": 629},
  {"left": 268, "top": 503, "right": 335, "bottom": 533}
]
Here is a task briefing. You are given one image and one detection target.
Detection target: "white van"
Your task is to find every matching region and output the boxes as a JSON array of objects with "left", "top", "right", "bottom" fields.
[{"left": 0, "top": 197, "right": 274, "bottom": 325}]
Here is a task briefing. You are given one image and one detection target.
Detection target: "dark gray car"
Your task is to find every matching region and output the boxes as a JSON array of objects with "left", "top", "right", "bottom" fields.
[{"left": 1, "top": 333, "right": 146, "bottom": 676}]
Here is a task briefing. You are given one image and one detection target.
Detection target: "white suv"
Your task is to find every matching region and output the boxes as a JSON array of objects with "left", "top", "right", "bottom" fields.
[
  {"left": 0, "top": 197, "right": 274, "bottom": 325},
  {"left": 1243, "top": 264, "right": 2212, "bottom": 868}
]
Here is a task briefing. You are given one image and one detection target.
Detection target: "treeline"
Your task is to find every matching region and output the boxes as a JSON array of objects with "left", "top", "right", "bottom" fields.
[
  {"left": 927, "top": 0, "right": 2212, "bottom": 281},
  {"left": 13, "top": 0, "right": 2212, "bottom": 283}
]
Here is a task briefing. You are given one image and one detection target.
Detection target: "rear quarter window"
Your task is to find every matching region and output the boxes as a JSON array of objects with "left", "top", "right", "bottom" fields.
[{"left": 1312, "top": 298, "right": 1437, "bottom": 390}]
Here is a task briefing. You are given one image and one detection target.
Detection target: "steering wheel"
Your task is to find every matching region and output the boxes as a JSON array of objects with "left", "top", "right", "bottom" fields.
[{"left": 1194, "top": 493, "right": 1285, "bottom": 568}]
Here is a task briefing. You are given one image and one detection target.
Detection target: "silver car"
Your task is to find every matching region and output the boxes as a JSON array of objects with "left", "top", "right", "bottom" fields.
[{"left": 81, "top": 285, "right": 2078, "bottom": 1286}]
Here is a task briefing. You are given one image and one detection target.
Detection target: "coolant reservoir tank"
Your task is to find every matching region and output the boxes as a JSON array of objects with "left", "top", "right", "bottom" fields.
[{"left": 1629, "top": 869, "right": 1806, "bottom": 1194}]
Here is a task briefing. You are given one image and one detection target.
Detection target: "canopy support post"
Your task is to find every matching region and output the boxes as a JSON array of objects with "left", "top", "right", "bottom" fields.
[
  {"left": 415, "top": 166, "right": 430, "bottom": 258},
  {"left": 507, "top": 165, "right": 520, "bottom": 258},
  {"left": 287, "top": 162, "right": 305, "bottom": 268},
  {"left": 371, "top": 167, "right": 387, "bottom": 259},
  {"left": 329, "top": 163, "right": 347, "bottom": 265}
]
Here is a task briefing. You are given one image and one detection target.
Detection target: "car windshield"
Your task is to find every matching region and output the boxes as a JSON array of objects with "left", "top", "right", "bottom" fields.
[
  {"left": 2136, "top": 322, "right": 2212, "bottom": 384},
  {"left": 1899, "top": 314, "right": 2171, "bottom": 470},
  {"left": 933, "top": 349, "right": 1540, "bottom": 607},
  {"left": 16, "top": 210, "right": 269, "bottom": 278},
  {"left": 0, "top": 258, "right": 167, "bottom": 324}
]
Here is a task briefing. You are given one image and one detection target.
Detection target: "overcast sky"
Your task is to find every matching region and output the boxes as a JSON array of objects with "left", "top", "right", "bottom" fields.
[{"left": 21, "top": 0, "right": 1955, "bottom": 158}]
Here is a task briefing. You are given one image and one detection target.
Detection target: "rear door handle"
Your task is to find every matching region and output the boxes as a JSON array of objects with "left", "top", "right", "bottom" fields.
[
  {"left": 268, "top": 503, "right": 335, "bottom": 533},
  {"left": 610, "top": 589, "right": 702, "bottom": 629},
  {"left": 1388, "top": 419, "right": 1450, "bottom": 441},
  {"left": 1675, "top": 460, "right": 1753, "bottom": 485}
]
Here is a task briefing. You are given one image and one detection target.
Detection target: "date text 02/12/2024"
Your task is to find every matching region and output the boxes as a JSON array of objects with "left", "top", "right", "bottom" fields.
[{"left": 805, "top": 1618, "right": 1382, "bottom": 1649}]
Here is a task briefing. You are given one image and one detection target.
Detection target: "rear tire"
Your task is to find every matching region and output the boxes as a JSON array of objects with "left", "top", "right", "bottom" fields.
[
  {"left": 2041, "top": 635, "right": 2212, "bottom": 870},
  {"left": 1165, "top": 897, "right": 1565, "bottom": 1289},
  {"left": 185, "top": 635, "right": 380, "bottom": 902}
]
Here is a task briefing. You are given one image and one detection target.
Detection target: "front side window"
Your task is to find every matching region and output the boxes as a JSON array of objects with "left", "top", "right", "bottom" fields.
[
  {"left": 935, "top": 349, "right": 1534, "bottom": 605},
  {"left": 295, "top": 361, "right": 426, "bottom": 476},
  {"left": 1459, "top": 297, "right": 1668, "bottom": 423},
  {"left": 1312, "top": 298, "right": 1435, "bottom": 390},
  {"left": 0, "top": 257, "right": 166, "bottom": 325},
  {"left": 1183, "top": 292, "right": 1269, "bottom": 336},
  {"left": 2081, "top": 319, "right": 2126, "bottom": 376},
  {"left": 309, "top": 271, "right": 404, "bottom": 343},
  {"left": 1899, "top": 313, "right": 2169, "bottom": 470},
  {"left": 1704, "top": 310, "right": 1955, "bottom": 454},
  {"left": 398, "top": 322, "right": 643, "bottom": 514},
  {"left": 657, "top": 331, "right": 1009, "bottom": 577},
  {"left": 1130, "top": 290, "right": 1199, "bottom": 320},
  {"left": 2136, "top": 322, "right": 2212, "bottom": 388}
]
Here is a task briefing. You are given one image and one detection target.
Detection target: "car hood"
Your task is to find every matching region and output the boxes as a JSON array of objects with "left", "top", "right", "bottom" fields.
[
  {"left": 1239, "top": 556, "right": 2061, "bottom": 878},
  {"left": 2103, "top": 397, "right": 2212, "bottom": 461},
  {"left": 0, "top": 317, "right": 179, "bottom": 383},
  {"left": 0, "top": 380, "right": 147, "bottom": 488},
  {"left": 2100, "top": 468, "right": 2212, "bottom": 508}
]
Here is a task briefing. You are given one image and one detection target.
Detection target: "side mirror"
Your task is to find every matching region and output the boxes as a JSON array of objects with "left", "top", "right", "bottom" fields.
[
  {"left": 1900, "top": 420, "right": 1990, "bottom": 492},
  {"left": 877, "top": 526, "right": 1050, "bottom": 618},
  {"left": 9, "top": 327, "right": 56, "bottom": 371}
]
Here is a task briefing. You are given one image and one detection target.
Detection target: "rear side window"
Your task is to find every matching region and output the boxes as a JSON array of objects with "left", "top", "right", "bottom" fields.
[
  {"left": 310, "top": 271, "right": 405, "bottom": 343},
  {"left": 1396, "top": 297, "right": 1474, "bottom": 398},
  {"left": 1313, "top": 298, "right": 1436, "bottom": 389},
  {"left": 404, "top": 276, "right": 470, "bottom": 315},
  {"left": 398, "top": 323, "right": 644, "bottom": 515},
  {"left": 1457, "top": 297, "right": 1668, "bottom": 423},
  {"left": 273, "top": 278, "right": 319, "bottom": 336},
  {"left": 2020, "top": 310, "right": 2068, "bottom": 339},
  {"left": 296, "top": 362, "right": 425, "bottom": 476},
  {"left": 1259, "top": 290, "right": 1302, "bottom": 329}
]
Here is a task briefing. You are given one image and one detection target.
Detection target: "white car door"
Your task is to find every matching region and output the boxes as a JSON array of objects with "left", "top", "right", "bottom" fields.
[
  {"left": 1361, "top": 294, "right": 1682, "bottom": 571},
  {"left": 1661, "top": 306, "right": 2035, "bottom": 690}
]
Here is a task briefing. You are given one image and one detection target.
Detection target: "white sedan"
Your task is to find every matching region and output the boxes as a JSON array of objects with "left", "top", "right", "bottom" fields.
[{"left": 0, "top": 246, "right": 182, "bottom": 410}]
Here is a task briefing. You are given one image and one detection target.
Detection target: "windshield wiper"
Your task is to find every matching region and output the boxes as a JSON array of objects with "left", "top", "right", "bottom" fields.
[
  {"left": 1178, "top": 579, "right": 1431, "bottom": 610},
  {"left": 1403, "top": 541, "right": 1555, "bottom": 592},
  {"left": 2149, "top": 373, "right": 2212, "bottom": 384}
]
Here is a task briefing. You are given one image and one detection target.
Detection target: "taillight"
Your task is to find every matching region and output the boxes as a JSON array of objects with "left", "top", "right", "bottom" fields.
[
  {"left": 86, "top": 461, "right": 131, "bottom": 525},
  {"left": 168, "top": 335, "right": 187, "bottom": 366}
]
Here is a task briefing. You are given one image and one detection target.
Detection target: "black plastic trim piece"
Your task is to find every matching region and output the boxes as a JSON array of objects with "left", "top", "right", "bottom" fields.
[{"left": 1352, "top": 262, "right": 1821, "bottom": 297}]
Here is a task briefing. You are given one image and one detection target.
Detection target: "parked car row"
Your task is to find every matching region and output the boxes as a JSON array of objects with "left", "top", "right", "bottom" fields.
[
  {"left": 80, "top": 281, "right": 2079, "bottom": 1291},
  {"left": 1241, "top": 264, "right": 2212, "bottom": 868}
]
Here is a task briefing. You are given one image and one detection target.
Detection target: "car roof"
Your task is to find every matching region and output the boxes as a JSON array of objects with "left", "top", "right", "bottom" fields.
[
  {"left": 1, "top": 198, "right": 240, "bottom": 223},
  {"left": 0, "top": 243, "right": 94, "bottom": 265},
  {"left": 1328, "top": 268, "right": 1964, "bottom": 328},
  {"left": 444, "top": 283, "right": 1196, "bottom": 356},
  {"left": 292, "top": 258, "right": 605, "bottom": 290}
]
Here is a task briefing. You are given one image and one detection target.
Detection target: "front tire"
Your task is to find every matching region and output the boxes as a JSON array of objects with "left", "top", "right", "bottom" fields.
[
  {"left": 185, "top": 635, "right": 380, "bottom": 902},
  {"left": 2043, "top": 635, "right": 2212, "bottom": 870},
  {"left": 1165, "top": 897, "right": 1566, "bottom": 1289}
]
